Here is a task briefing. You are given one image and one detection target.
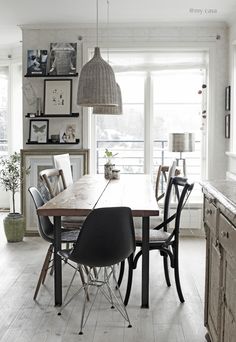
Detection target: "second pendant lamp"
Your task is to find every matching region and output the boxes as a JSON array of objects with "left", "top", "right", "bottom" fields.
[{"left": 77, "top": 0, "right": 118, "bottom": 107}]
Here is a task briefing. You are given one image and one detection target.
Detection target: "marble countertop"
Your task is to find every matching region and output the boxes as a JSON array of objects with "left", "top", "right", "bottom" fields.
[{"left": 201, "top": 179, "right": 236, "bottom": 216}]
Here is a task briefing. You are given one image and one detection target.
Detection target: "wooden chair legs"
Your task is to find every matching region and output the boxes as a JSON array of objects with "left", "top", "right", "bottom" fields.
[{"left": 34, "top": 244, "right": 53, "bottom": 300}]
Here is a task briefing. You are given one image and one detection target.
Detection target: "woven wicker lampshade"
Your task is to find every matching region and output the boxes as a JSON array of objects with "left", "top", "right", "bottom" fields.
[
  {"left": 92, "top": 83, "right": 122, "bottom": 114},
  {"left": 77, "top": 47, "right": 118, "bottom": 107}
]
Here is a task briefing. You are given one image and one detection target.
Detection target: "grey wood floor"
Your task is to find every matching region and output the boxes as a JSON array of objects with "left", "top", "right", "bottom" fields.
[{"left": 0, "top": 213, "right": 207, "bottom": 342}]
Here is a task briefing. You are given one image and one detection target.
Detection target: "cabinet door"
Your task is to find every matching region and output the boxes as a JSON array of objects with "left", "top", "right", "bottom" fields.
[
  {"left": 205, "top": 226, "right": 222, "bottom": 342},
  {"left": 221, "top": 258, "right": 236, "bottom": 342}
]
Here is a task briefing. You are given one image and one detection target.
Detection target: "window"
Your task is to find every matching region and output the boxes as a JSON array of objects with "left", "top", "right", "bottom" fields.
[
  {"left": 93, "top": 50, "right": 207, "bottom": 185},
  {"left": 152, "top": 69, "right": 203, "bottom": 182},
  {"left": 96, "top": 72, "right": 145, "bottom": 173}
]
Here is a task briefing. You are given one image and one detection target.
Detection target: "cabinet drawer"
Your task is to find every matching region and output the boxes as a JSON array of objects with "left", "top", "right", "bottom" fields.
[
  {"left": 204, "top": 198, "right": 217, "bottom": 232},
  {"left": 219, "top": 214, "right": 236, "bottom": 259}
]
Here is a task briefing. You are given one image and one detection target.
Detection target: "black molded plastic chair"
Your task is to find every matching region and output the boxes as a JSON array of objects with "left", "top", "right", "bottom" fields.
[
  {"left": 58, "top": 206, "right": 135, "bottom": 335},
  {"left": 28, "top": 186, "right": 81, "bottom": 300},
  {"left": 122, "top": 177, "right": 194, "bottom": 305}
]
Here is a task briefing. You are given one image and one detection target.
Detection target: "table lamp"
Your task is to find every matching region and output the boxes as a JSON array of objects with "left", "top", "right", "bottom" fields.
[{"left": 169, "top": 133, "right": 195, "bottom": 177}]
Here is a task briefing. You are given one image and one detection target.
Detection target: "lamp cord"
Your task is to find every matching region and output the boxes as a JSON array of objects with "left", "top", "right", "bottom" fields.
[
  {"left": 96, "top": 0, "right": 98, "bottom": 46},
  {"left": 107, "top": 0, "right": 110, "bottom": 63}
]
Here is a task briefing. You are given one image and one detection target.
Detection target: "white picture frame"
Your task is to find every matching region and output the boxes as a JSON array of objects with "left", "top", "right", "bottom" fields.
[{"left": 21, "top": 149, "right": 89, "bottom": 234}]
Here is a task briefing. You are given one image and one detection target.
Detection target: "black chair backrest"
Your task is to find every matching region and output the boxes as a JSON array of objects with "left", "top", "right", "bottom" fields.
[
  {"left": 69, "top": 207, "right": 135, "bottom": 267},
  {"left": 160, "top": 177, "right": 194, "bottom": 239},
  {"left": 162, "top": 176, "right": 192, "bottom": 231},
  {"left": 28, "top": 186, "right": 54, "bottom": 243}
]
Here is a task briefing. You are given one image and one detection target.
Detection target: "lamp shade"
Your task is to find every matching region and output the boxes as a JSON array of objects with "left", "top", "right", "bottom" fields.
[
  {"left": 169, "top": 133, "right": 195, "bottom": 152},
  {"left": 77, "top": 47, "right": 118, "bottom": 107},
  {"left": 92, "top": 83, "right": 123, "bottom": 115}
]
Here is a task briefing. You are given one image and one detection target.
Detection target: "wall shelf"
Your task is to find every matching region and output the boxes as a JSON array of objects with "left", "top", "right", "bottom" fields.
[
  {"left": 25, "top": 113, "right": 79, "bottom": 118},
  {"left": 24, "top": 73, "right": 78, "bottom": 78},
  {"left": 26, "top": 139, "right": 80, "bottom": 145}
]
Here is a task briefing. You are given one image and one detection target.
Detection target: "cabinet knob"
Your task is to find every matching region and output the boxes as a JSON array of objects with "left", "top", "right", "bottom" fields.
[
  {"left": 206, "top": 209, "right": 212, "bottom": 215},
  {"left": 221, "top": 231, "right": 229, "bottom": 238}
]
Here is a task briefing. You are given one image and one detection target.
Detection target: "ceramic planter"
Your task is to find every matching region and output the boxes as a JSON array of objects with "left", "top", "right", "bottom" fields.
[
  {"left": 3, "top": 213, "right": 25, "bottom": 242},
  {"left": 104, "top": 163, "right": 115, "bottom": 179}
]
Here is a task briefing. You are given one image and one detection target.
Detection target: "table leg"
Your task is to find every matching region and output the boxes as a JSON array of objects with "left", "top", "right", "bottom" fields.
[
  {"left": 54, "top": 216, "right": 62, "bottom": 306},
  {"left": 141, "top": 216, "right": 150, "bottom": 308}
]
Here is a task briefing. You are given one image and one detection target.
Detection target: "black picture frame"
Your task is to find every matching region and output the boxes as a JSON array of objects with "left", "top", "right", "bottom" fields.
[
  {"left": 44, "top": 79, "right": 72, "bottom": 115},
  {"left": 225, "top": 86, "right": 231, "bottom": 111},
  {"left": 29, "top": 119, "right": 49, "bottom": 143},
  {"left": 225, "top": 114, "right": 230, "bottom": 139}
]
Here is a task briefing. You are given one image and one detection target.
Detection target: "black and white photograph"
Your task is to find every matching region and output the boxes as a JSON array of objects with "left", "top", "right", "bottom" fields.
[
  {"left": 49, "top": 42, "right": 77, "bottom": 75},
  {"left": 29, "top": 119, "right": 49, "bottom": 143},
  {"left": 44, "top": 79, "right": 72, "bottom": 115},
  {"left": 59, "top": 123, "right": 76, "bottom": 143},
  {"left": 27, "top": 50, "right": 48, "bottom": 75}
]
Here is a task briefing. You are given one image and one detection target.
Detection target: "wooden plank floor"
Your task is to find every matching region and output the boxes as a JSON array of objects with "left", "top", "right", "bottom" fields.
[{"left": 0, "top": 213, "right": 207, "bottom": 341}]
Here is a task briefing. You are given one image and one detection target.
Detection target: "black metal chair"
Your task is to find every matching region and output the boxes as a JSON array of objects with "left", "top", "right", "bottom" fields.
[
  {"left": 28, "top": 186, "right": 81, "bottom": 300},
  {"left": 121, "top": 177, "right": 194, "bottom": 305},
  {"left": 58, "top": 206, "right": 135, "bottom": 335}
]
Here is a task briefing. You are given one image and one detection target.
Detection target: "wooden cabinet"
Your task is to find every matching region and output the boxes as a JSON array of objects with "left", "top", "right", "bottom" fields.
[{"left": 203, "top": 181, "right": 236, "bottom": 342}]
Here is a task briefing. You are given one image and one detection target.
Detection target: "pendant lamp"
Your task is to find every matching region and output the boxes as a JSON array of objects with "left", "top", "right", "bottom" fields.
[
  {"left": 77, "top": 0, "right": 118, "bottom": 107},
  {"left": 93, "top": 82, "right": 122, "bottom": 115},
  {"left": 92, "top": 0, "right": 122, "bottom": 115}
]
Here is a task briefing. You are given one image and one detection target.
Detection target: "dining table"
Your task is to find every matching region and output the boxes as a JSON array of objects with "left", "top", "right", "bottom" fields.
[{"left": 37, "top": 174, "right": 159, "bottom": 308}]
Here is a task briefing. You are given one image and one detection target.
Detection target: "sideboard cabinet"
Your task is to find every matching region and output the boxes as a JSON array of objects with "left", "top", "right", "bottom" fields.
[{"left": 202, "top": 181, "right": 236, "bottom": 342}]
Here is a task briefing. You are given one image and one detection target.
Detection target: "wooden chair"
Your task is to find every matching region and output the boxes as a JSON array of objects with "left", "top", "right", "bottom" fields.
[
  {"left": 155, "top": 160, "right": 180, "bottom": 202},
  {"left": 39, "top": 168, "right": 66, "bottom": 198},
  {"left": 39, "top": 168, "right": 84, "bottom": 229}
]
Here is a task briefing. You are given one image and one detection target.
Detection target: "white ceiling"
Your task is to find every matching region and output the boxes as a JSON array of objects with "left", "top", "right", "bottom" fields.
[{"left": 1, "top": 0, "right": 236, "bottom": 48}]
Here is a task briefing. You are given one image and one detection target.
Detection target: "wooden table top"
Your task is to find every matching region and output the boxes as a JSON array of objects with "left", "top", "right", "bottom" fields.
[{"left": 37, "top": 174, "right": 159, "bottom": 217}]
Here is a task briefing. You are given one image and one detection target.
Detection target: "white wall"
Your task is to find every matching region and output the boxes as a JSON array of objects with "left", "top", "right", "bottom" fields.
[{"left": 226, "top": 23, "right": 236, "bottom": 178}]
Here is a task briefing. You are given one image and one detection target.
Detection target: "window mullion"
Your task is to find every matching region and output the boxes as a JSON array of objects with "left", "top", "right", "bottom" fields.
[{"left": 144, "top": 72, "right": 153, "bottom": 174}]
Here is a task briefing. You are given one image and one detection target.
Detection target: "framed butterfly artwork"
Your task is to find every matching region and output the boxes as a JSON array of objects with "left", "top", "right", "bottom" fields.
[{"left": 29, "top": 119, "right": 49, "bottom": 143}]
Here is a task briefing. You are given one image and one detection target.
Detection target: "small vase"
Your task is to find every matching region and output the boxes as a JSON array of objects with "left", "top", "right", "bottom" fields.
[
  {"left": 3, "top": 213, "right": 25, "bottom": 242},
  {"left": 104, "top": 163, "right": 115, "bottom": 179}
]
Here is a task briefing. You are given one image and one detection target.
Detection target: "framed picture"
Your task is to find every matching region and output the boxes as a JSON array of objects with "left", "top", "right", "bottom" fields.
[
  {"left": 225, "top": 114, "right": 230, "bottom": 139},
  {"left": 20, "top": 149, "right": 89, "bottom": 235},
  {"left": 44, "top": 79, "right": 72, "bottom": 115},
  {"left": 225, "top": 86, "right": 231, "bottom": 111},
  {"left": 49, "top": 42, "right": 77, "bottom": 75},
  {"left": 60, "top": 124, "right": 76, "bottom": 143},
  {"left": 29, "top": 119, "right": 49, "bottom": 143},
  {"left": 27, "top": 49, "right": 48, "bottom": 75}
]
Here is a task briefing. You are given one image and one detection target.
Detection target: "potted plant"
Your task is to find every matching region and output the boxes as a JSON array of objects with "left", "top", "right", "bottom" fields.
[
  {"left": 104, "top": 149, "right": 118, "bottom": 179},
  {"left": 0, "top": 152, "right": 30, "bottom": 242}
]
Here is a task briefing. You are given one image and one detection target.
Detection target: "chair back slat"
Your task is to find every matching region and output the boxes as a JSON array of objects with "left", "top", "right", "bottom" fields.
[{"left": 39, "top": 168, "right": 67, "bottom": 199}]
